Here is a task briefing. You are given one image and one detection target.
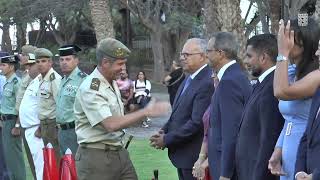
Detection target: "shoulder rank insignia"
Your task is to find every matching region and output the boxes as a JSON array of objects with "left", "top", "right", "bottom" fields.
[
  {"left": 12, "top": 77, "right": 18, "bottom": 84},
  {"left": 90, "top": 78, "right": 100, "bottom": 91},
  {"left": 78, "top": 71, "right": 87, "bottom": 78},
  {"left": 50, "top": 73, "right": 55, "bottom": 81}
]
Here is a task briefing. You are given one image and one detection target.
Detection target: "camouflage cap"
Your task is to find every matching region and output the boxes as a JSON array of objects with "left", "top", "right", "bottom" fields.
[
  {"left": 34, "top": 48, "right": 53, "bottom": 59},
  {"left": 97, "top": 38, "right": 131, "bottom": 59},
  {"left": 21, "top": 45, "right": 37, "bottom": 55}
]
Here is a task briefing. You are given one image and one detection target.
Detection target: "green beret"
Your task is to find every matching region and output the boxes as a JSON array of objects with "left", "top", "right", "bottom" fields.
[
  {"left": 97, "top": 38, "right": 131, "bottom": 59},
  {"left": 34, "top": 48, "right": 53, "bottom": 59},
  {"left": 21, "top": 45, "right": 37, "bottom": 55}
]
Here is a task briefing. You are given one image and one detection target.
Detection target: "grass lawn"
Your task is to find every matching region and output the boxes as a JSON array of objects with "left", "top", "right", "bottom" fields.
[
  {"left": 127, "top": 138, "right": 178, "bottom": 180},
  {"left": 24, "top": 138, "right": 178, "bottom": 180}
]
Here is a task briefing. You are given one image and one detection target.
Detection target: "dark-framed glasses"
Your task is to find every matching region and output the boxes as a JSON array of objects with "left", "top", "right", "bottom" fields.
[
  {"left": 206, "top": 49, "right": 222, "bottom": 54},
  {"left": 179, "top": 52, "right": 203, "bottom": 59}
]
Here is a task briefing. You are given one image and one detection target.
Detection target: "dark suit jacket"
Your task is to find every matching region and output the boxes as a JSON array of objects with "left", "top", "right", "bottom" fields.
[
  {"left": 295, "top": 88, "right": 320, "bottom": 180},
  {"left": 235, "top": 72, "right": 283, "bottom": 180},
  {"left": 162, "top": 65, "right": 214, "bottom": 169},
  {"left": 208, "top": 63, "right": 251, "bottom": 179}
]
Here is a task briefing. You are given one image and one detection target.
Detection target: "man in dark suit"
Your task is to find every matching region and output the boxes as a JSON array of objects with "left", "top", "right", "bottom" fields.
[
  {"left": 235, "top": 34, "right": 284, "bottom": 180},
  {"left": 206, "top": 32, "right": 251, "bottom": 180},
  {"left": 295, "top": 89, "right": 320, "bottom": 180},
  {"left": 150, "top": 38, "right": 214, "bottom": 180}
]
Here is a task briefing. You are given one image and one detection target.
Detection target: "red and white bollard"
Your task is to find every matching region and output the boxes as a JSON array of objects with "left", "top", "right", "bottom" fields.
[
  {"left": 59, "top": 148, "right": 77, "bottom": 180},
  {"left": 43, "top": 143, "right": 59, "bottom": 180}
]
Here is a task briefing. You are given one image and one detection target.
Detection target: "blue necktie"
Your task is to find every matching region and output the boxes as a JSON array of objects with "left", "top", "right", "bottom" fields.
[{"left": 181, "top": 76, "right": 192, "bottom": 94}]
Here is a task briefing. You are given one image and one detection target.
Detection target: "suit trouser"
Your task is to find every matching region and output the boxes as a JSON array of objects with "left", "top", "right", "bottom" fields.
[
  {"left": 0, "top": 127, "right": 9, "bottom": 180},
  {"left": 1, "top": 119, "right": 26, "bottom": 180},
  {"left": 24, "top": 125, "right": 44, "bottom": 180},
  {"left": 76, "top": 145, "right": 138, "bottom": 180},
  {"left": 58, "top": 128, "right": 78, "bottom": 155},
  {"left": 40, "top": 119, "right": 60, "bottom": 167},
  {"left": 21, "top": 128, "right": 36, "bottom": 180},
  {"left": 177, "top": 168, "right": 196, "bottom": 180}
]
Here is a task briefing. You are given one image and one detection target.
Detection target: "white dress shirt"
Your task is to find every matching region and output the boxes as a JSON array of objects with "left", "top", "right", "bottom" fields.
[
  {"left": 217, "top": 60, "right": 236, "bottom": 80},
  {"left": 19, "top": 77, "right": 40, "bottom": 128},
  {"left": 258, "top": 66, "right": 276, "bottom": 83},
  {"left": 190, "top": 64, "right": 208, "bottom": 80}
]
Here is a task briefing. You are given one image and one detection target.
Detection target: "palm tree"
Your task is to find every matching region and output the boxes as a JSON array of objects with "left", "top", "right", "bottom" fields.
[
  {"left": 268, "top": 0, "right": 281, "bottom": 34},
  {"left": 216, "top": 0, "right": 246, "bottom": 61},
  {"left": 89, "top": 0, "right": 115, "bottom": 42}
]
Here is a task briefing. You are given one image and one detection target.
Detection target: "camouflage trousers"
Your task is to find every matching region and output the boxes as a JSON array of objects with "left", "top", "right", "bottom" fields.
[{"left": 40, "top": 119, "right": 61, "bottom": 167}]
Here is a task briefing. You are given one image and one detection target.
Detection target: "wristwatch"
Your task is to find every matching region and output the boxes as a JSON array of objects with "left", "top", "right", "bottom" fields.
[
  {"left": 15, "top": 123, "right": 20, "bottom": 128},
  {"left": 277, "top": 54, "right": 288, "bottom": 62}
]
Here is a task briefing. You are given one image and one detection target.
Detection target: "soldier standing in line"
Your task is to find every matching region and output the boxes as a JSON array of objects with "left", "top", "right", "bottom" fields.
[
  {"left": 0, "top": 54, "right": 26, "bottom": 180},
  {"left": 0, "top": 52, "right": 10, "bottom": 180},
  {"left": 35, "top": 48, "right": 62, "bottom": 163},
  {"left": 56, "top": 45, "right": 86, "bottom": 155},
  {"left": 16, "top": 45, "right": 37, "bottom": 180},
  {"left": 74, "top": 38, "right": 170, "bottom": 179}
]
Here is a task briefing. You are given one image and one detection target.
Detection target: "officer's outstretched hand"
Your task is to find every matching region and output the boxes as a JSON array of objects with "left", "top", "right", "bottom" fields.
[{"left": 144, "top": 98, "right": 170, "bottom": 118}]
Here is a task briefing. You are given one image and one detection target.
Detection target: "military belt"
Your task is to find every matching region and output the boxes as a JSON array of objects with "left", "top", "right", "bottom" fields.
[
  {"left": 57, "top": 121, "right": 75, "bottom": 130},
  {"left": 0, "top": 114, "right": 17, "bottom": 121},
  {"left": 80, "top": 143, "right": 123, "bottom": 151},
  {"left": 40, "top": 118, "right": 56, "bottom": 125}
]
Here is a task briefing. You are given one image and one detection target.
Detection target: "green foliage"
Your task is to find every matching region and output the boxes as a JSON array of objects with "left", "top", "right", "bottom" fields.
[
  {"left": 0, "top": 0, "right": 35, "bottom": 24},
  {"left": 166, "top": 11, "right": 197, "bottom": 31},
  {"left": 131, "top": 16, "right": 150, "bottom": 36},
  {"left": 166, "top": 11, "right": 204, "bottom": 37}
]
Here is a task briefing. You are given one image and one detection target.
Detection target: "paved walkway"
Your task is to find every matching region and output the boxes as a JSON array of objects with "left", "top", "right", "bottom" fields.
[{"left": 126, "top": 83, "right": 172, "bottom": 139}]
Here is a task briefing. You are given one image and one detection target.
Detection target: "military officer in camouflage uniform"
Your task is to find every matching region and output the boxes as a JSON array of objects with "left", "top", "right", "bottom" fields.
[
  {"left": 16, "top": 45, "right": 37, "bottom": 179},
  {"left": 0, "top": 54, "right": 26, "bottom": 180},
  {"left": 35, "top": 48, "right": 61, "bottom": 162},
  {"left": 74, "top": 38, "right": 170, "bottom": 179},
  {"left": 56, "top": 45, "right": 86, "bottom": 155}
]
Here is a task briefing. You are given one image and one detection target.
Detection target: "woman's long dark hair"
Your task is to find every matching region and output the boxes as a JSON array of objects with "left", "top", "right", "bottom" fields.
[
  {"left": 290, "top": 17, "right": 320, "bottom": 80},
  {"left": 135, "top": 71, "right": 147, "bottom": 88}
]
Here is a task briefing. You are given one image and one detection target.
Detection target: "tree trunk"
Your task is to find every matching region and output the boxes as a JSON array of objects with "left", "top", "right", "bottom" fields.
[
  {"left": 120, "top": 8, "right": 132, "bottom": 48},
  {"left": 284, "top": 0, "right": 310, "bottom": 19},
  {"left": 245, "top": 14, "right": 260, "bottom": 37},
  {"left": 257, "top": 1, "right": 270, "bottom": 33},
  {"left": 203, "top": 0, "right": 220, "bottom": 39},
  {"left": 162, "top": 29, "right": 190, "bottom": 71},
  {"left": 51, "top": 30, "right": 65, "bottom": 46},
  {"left": 89, "top": 0, "right": 115, "bottom": 42},
  {"left": 150, "top": 30, "right": 165, "bottom": 82},
  {"left": 268, "top": 0, "right": 281, "bottom": 34},
  {"left": 16, "top": 22, "right": 27, "bottom": 52},
  {"left": 313, "top": 0, "right": 320, "bottom": 21},
  {"left": 1, "top": 22, "right": 12, "bottom": 52},
  {"left": 35, "top": 19, "right": 47, "bottom": 46},
  {"left": 215, "top": 0, "right": 246, "bottom": 64}
]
